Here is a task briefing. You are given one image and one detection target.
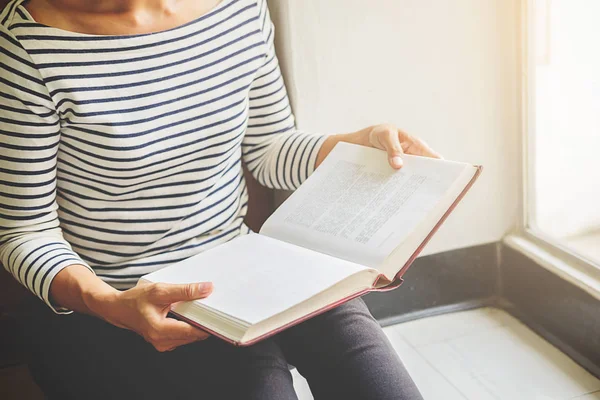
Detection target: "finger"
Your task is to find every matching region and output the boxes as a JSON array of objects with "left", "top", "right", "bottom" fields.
[
  {"left": 376, "top": 127, "right": 405, "bottom": 169},
  {"left": 397, "top": 129, "right": 443, "bottom": 159},
  {"left": 150, "top": 282, "right": 214, "bottom": 304},
  {"left": 142, "top": 314, "right": 208, "bottom": 352},
  {"left": 402, "top": 139, "right": 443, "bottom": 159},
  {"left": 159, "top": 317, "right": 211, "bottom": 342},
  {"left": 397, "top": 129, "right": 411, "bottom": 143},
  {"left": 152, "top": 337, "right": 202, "bottom": 352}
]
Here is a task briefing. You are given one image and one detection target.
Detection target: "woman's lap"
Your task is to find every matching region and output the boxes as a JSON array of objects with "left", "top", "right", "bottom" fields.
[
  {"left": 17, "top": 297, "right": 421, "bottom": 400},
  {"left": 278, "top": 298, "right": 422, "bottom": 400}
]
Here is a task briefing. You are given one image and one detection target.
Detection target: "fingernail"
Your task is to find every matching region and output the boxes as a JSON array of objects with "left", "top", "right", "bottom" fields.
[
  {"left": 392, "top": 156, "right": 403, "bottom": 167},
  {"left": 197, "top": 282, "right": 213, "bottom": 293}
]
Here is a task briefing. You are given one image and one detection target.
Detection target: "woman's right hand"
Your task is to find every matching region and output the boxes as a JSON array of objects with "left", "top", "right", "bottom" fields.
[
  {"left": 50, "top": 264, "right": 213, "bottom": 352},
  {"left": 95, "top": 281, "right": 214, "bottom": 352}
]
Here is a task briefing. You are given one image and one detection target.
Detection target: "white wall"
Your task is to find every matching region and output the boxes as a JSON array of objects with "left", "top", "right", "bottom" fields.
[{"left": 268, "top": 0, "right": 522, "bottom": 255}]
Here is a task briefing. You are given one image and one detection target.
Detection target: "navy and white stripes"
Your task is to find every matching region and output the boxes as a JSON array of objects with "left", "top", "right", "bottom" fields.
[{"left": 0, "top": 0, "right": 325, "bottom": 312}]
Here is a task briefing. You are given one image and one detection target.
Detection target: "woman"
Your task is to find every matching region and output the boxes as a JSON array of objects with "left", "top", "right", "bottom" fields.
[{"left": 0, "top": 0, "right": 439, "bottom": 398}]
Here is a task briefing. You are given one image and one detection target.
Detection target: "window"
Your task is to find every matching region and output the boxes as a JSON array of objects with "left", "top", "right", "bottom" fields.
[{"left": 526, "top": 0, "right": 600, "bottom": 266}]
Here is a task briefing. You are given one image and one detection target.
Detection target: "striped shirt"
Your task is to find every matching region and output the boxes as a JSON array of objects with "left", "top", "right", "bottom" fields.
[{"left": 0, "top": 0, "right": 325, "bottom": 312}]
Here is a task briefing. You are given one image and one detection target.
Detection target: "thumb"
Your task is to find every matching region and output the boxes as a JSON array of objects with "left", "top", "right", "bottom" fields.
[{"left": 152, "top": 282, "right": 213, "bottom": 304}]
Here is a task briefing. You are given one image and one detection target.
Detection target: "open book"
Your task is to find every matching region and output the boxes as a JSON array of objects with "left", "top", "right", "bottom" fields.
[{"left": 142, "top": 143, "right": 482, "bottom": 346}]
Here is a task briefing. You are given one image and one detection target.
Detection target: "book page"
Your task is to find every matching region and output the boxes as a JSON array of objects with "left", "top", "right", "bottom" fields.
[
  {"left": 260, "top": 142, "right": 472, "bottom": 268},
  {"left": 142, "top": 234, "right": 375, "bottom": 326}
]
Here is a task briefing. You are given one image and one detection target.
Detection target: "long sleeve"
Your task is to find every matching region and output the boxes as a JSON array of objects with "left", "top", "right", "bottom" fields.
[
  {"left": 242, "top": 0, "right": 327, "bottom": 190},
  {"left": 0, "top": 26, "right": 93, "bottom": 313}
]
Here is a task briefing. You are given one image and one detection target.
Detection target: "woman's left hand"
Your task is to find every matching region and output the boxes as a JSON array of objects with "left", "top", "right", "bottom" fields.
[{"left": 316, "top": 124, "right": 442, "bottom": 169}]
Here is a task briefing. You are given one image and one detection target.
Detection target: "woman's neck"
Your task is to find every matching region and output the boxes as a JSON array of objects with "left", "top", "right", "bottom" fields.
[
  {"left": 40, "top": 0, "right": 181, "bottom": 15},
  {"left": 23, "top": 0, "right": 222, "bottom": 35}
]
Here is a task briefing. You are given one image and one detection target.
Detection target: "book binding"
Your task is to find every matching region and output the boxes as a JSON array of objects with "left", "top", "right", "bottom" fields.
[
  {"left": 170, "top": 278, "right": 403, "bottom": 347},
  {"left": 170, "top": 165, "right": 483, "bottom": 347}
]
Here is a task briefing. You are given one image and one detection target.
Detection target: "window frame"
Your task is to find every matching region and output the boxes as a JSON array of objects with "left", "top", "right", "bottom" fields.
[{"left": 508, "top": 0, "right": 600, "bottom": 296}]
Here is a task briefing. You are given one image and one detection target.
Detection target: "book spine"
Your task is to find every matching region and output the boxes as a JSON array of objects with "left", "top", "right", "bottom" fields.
[{"left": 372, "top": 276, "right": 404, "bottom": 292}]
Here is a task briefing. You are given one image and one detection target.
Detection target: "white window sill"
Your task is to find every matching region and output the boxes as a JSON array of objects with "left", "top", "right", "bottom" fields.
[{"left": 504, "top": 234, "right": 600, "bottom": 301}]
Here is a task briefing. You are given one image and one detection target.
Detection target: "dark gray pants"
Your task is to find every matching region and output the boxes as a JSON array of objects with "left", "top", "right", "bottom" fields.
[{"left": 18, "top": 297, "right": 423, "bottom": 400}]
